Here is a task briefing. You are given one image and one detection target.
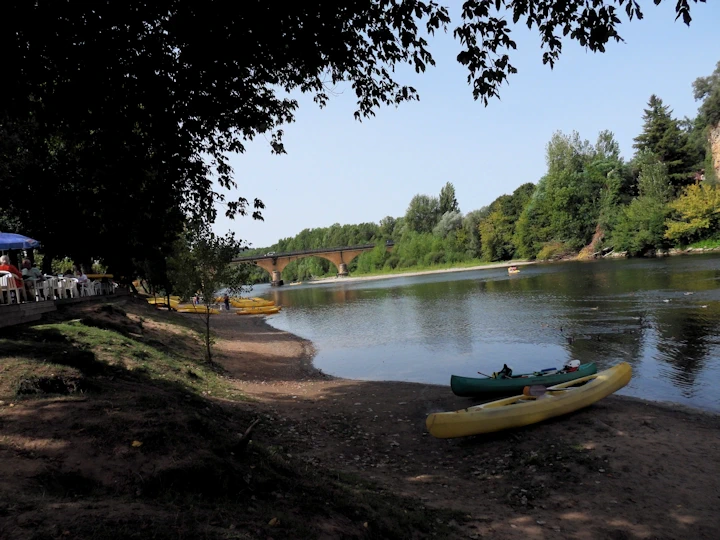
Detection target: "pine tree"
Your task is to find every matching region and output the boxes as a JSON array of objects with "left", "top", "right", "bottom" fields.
[
  {"left": 439, "top": 182, "right": 460, "bottom": 214},
  {"left": 633, "top": 95, "right": 694, "bottom": 187}
]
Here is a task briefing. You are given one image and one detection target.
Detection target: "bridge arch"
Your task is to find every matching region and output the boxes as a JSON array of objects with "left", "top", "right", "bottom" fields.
[{"left": 233, "top": 243, "right": 394, "bottom": 286}]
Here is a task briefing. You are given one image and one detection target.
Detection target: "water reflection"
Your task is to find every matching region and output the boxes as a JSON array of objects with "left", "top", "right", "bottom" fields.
[{"left": 261, "top": 254, "right": 720, "bottom": 410}]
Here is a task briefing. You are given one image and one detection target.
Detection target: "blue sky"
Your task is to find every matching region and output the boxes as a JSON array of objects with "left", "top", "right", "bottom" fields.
[{"left": 214, "top": 1, "right": 720, "bottom": 249}]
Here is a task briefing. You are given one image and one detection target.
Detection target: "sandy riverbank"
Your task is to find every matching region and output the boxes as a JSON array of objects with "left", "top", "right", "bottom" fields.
[
  {"left": 301, "top": 259, "right": 535, "bottom": 287},
  {"left": 209, "top": 313, "right": 720, "bottom": 539}
]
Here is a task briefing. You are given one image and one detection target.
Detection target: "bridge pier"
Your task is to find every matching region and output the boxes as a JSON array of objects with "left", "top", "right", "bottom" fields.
[
  {"left": 337, "top": 263, "right": 348, "bottom": 277},
  {"left": 271, "top": 270, "right": 284, "bottom": 287}
]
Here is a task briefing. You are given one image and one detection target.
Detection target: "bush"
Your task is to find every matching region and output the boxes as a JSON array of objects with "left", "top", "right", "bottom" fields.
[
  {"left": 384, "top": 255, "right": 400, "bottom": 269},
  {"left": 536, "top": 241, "right": 574, "bottom": 261},
  {"left": 426, "top": 251, "right": 446, "bottom": 265}
]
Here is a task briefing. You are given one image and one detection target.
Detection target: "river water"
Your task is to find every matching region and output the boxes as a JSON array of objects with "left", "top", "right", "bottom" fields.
[{"left": 254, "top": 255, "right": 720, "bottom": 411}]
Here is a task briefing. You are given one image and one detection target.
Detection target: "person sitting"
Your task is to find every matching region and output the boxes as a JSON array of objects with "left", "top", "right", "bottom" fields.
[
  {"left": 75, "top": 268, "right": 88, "bottom": 283},
  {"left": 21, "top": 259, "right": 44, "bottom": 280},
  {"left": 0, "top": 255, "right": 24, "bottom": 286},
  {"left": 0, "top": 255, "right": 26, "bottom": 301}
]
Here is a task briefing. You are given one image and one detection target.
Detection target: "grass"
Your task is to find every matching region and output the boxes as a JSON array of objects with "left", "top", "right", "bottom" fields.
[
  {"left": 686, "top": 238, "right": 720, "bottom": 250},
  {"left": 0, "top": 315, "right": 246, "bottom": 402}
]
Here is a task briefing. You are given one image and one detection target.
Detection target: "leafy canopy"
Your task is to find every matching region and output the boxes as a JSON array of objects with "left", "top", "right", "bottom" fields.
[{"left": 1, "top": 0, "right": 707, "bottom": 275}]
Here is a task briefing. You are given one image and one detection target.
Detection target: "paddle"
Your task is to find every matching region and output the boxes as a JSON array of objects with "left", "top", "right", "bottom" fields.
[{"left": 477, "top": 371, "right": 494, "bottom": 378}]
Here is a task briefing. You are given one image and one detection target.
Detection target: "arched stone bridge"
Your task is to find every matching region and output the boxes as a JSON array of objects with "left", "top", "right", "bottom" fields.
[{"left": 232, "top": 242, "right": 395, "bottom": 286}]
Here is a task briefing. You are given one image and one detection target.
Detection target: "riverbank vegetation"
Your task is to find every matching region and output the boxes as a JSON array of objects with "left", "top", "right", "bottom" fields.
[
  {"left": 247, "top": 62, "right": 720, "bottom": 283},
  {"left": 2, "top": 2, "right": 714, "bottom": 289}
]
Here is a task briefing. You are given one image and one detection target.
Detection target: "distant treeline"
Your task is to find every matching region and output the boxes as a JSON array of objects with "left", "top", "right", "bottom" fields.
[{"left": 246, "top": 62, "right": 720, "bottom": 283}]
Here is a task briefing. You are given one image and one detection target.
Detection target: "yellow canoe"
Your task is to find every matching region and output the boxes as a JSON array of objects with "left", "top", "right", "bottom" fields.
[
  {"left": 236, "top": 306, "right": 281, "bottom": 315},
  {"left": 147, "top": 297, "right": 181, "bottom": 308},
  {"left": 176, "top": 306, "right": 220, "bottom": 315},
  {"left": 230, "top": 297, "right": 275, "bottom": 308},
  {"left": 426, "top": 362, "right": 632, "bottom": 438}
]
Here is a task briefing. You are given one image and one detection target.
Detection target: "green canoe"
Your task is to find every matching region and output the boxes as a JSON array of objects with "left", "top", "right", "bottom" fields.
[{"left": 450, "top": 362, "right": 597, "bottom": 398}]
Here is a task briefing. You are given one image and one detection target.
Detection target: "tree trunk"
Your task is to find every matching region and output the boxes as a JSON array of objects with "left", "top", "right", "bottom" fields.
[{"left": 204, "top": 309, "right": 212, "bottom": 363}]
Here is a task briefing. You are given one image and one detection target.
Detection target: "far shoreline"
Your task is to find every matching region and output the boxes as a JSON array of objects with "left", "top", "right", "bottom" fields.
[
  {"left": 296, "top": 259, "right": 536, "bottom": 287},
  {"left": 266, "top": 245, "right": 720, "bottom": 288}
]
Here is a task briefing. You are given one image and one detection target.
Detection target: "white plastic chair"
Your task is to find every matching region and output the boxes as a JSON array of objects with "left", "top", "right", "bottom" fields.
[
  {"left": 78, "top": 279, "right": 93, "bottom": 296},
  {"left": 91, "top": 280, "right": 103, "bottom": 296},
  {"left": 0, "top": 272, "right": 10, "bottom": 304},
  {"left": 0, "top": 271, "right": 27, "bottom": 304},
  {"left": 61, "top": 277, "right": 78, "bottom": 299},
  {"left": 33, "top": 279, "right": 51, "bottom": 301},
  {"left": 46, "top": 277, "right": 62, "bottom": 300}
]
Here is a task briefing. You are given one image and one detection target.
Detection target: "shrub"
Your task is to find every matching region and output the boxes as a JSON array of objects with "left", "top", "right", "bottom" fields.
[{"left": 536, "top": 241, "right": 574, "bottom": 261}]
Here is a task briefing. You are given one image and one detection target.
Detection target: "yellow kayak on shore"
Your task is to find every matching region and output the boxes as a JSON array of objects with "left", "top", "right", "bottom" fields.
[
  {"left": 229, "top": 297, "right": 275, "bottom": 308},
  {"left": 426, "top": 362, "right": 632, "bottom": 438},
  {"left": 236, "top": 306, "right": 281, "bottom": 315},
  {"left": 176, "top": 306, "right": 220, "bottom": 315},
  {"left": 147, "top": 297, "right": 181, "bottom": 308}
]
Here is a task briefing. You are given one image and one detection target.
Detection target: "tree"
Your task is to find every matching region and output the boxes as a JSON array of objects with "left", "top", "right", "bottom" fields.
[
  {"left": 665, "top": 184, "right": 720, "bottom": 244},
  {"left": 462, "top": 208, "right": 490, "bottom": 258},
  {"left": 405, "top": 195, "right": 441, "bottom": 234},
  {"left": 439, "top": 182, "right": 460, "bottom": 215},
  {"left": 633, "top": 95, "right": 694, "bottom": 186},
  {"left": 2, "top": 1, "right": 706, "bottom": 278},
  {"left": 167, "top": 229, "right": 251, "bottom": 362},
  {"left": 693, "top": 61, "right": 720, "bottom": 129},
  {"left": 612, "top": 160, "right": 672, "bottom": 255},
  {"left": 379, "top": 216, "right": 398, "bottom": 238},
  {"left": 433, "top": 211, "right": 463, "bottom": 238}
]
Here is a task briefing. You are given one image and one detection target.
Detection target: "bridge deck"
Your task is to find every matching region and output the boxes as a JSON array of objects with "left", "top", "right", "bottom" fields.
[{"left": 232, "top": 242, "right": 394, "bottom": 262}]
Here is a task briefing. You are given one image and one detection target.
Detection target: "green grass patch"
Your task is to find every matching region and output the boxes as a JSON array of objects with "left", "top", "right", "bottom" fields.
[
  {"left": 686, "top": 238, "right": 720, "bottom": 250},
  {"left": 0, "top": 309, "right": 246, "bottom": 402}
]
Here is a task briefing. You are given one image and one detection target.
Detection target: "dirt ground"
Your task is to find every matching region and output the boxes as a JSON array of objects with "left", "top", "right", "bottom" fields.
[
  {"left": 1, "top": 299, "right": 719, "bottom": 539},
  {"left": 211, "top": 314, "right": 720, "bottom": 540}
]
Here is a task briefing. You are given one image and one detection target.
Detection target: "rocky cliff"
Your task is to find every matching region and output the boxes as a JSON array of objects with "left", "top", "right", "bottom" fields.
[{"left": 711, "top": 123, "right": 720, "bottom": 178}]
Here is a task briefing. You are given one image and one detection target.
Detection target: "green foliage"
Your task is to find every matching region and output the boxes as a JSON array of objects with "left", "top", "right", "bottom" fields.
[
  {"left": 167, "top": 228, "right": 250, "bottom": 362},
  {"left": 462, "top": 208, "right": 489, "bottom": 259},
  {"left": 613, "top": 197, "right": 671, "bottom": 256},
  {"left": 536, "top": 241, "right": 575, "bottom": 261},
  {"left": 693, "top": 61, "right": 720, "bottom": 128},
  {"left": 1, "top": 3, "right": 709, "bottom": 281},
  {"left": 665, "top": 184, "right": 720, "bottom": 244},
  {"left": 405, "top": 195, "right": 440, "bottom": 234},
  {"left": 514, "top": 131, "right": 625, "bottom": 258},
  {"left": 612, "top": 160, "right": 672, "bottom": 256},
  {"left": 633, "top": 95, "right": 696, "bottom": 187},
  {"left": 439, "top": 182, "right": 460, "bottom": 214},
  {"left": 433, "top": 211, "right": 463, "bottom": 238},
  {"left": 479, "top": 206, "right": 514, "bottom": 261}
]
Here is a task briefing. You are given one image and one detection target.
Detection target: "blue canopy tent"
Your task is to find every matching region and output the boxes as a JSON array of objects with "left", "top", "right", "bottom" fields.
[{"left": 0, "top": 232, "right": 41, "bottom": 251}]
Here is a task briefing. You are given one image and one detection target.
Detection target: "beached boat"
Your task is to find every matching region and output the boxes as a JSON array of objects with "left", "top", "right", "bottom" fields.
[
  {"left": 426, "top": 362, "right": 631, "bottom": 438},
  {"left": 176, "top": 306, "right": 220, "bottom": 315},
  {"left": 229, "top": 297, "right": 275, "bottom": 308},
  {"left": 147, "top": 297, "right": 181, "bottom": 308},
  {"left": 236, "top": 305, "right": 281, "bottom": 315},
  {"left": 450, "top": 363, "right": 597, "bottom": 398}
]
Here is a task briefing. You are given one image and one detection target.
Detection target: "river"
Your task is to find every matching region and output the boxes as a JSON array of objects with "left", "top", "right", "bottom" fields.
[{"left": 253, "top": 254, "right": 720, "bottom": 411}]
